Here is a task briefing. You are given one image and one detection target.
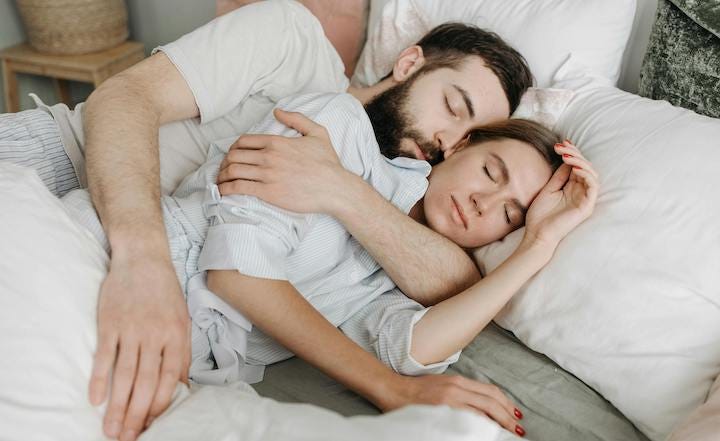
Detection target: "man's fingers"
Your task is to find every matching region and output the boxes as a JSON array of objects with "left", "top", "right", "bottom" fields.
[
  {"left": 220, "top": 149, "right": 267, "bottom": 172},
  {"left": 103, "top": 340, "right": 140, "bottom": 439},
  {"left": 217, "top": 163, "right": 264, "bottom": 184},
  {"left": 89, "top": 330, "right": 118, "bottom": 406},
  {"left": 147, "top": 342, "right": 185, "bottom": 425},
  {"left": 217, "top": 179, "right": 264, "bottom": 198},
  {"left": 228, "top": 133, "right": 280, "bottom": 151},
  {"left": 120, "top": 346, "right": 162, "bottom": 441},
  {"left": 274, "top": 108, "right": 324, "bottom": 137}
]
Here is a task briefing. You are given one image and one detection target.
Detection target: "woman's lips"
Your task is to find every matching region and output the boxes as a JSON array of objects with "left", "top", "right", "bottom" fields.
[{"left": 450, "top": 195, "right": 468, "bottom": 230}]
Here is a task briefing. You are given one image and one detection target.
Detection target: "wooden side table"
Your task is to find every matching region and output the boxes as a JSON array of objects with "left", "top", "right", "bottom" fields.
[{"left": 1, "top": 41, "right": 145, "bottom": 113}]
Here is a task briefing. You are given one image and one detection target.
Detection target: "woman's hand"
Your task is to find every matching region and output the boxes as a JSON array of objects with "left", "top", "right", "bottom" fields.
[
  {"left": 216, "top": 109, "right": 355, "bottom": 215},
  {"left": 522, "top": 140, "right": 599, "bottom": 249},
  {"left": 381, "top": 374, "right": 526, "bottom": 437}
]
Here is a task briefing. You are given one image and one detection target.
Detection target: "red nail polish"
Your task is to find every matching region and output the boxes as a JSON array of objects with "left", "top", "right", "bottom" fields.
[
  {"left": 555, "top": 143, "right": 564, "bottom": 147},
  {"left": 562, "top": 154, "right": 571, "bottom": 158},
  {"left": 515, "top": 425, "right": 526, "bottom": 437},
  {"left": 514, "top": 408, "right": 523, "bottom": 419}
]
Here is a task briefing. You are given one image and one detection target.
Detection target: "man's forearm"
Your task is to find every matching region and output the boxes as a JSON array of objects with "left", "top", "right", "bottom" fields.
[
  {"left": 410, "top": 240, "right": 553, "bottom": 365},
  {"left": 207, "top": 270, "right": 400, "bottom": 409},
  {"left": 84, "top": 74, "right": 168, "bottom": 258},
  {"left": 331, "top": 173, "right": 480, "bottom": 307}
]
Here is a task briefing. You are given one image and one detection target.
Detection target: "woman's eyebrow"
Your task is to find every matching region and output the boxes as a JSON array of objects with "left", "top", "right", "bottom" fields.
[{"left": 453, "top": 85, "right": 475, "bottom": 118}]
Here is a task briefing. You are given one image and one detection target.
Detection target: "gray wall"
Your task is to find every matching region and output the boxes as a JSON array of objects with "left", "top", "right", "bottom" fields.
[{"left": 0, "top": 0, "right": 214, "bottom": 113}]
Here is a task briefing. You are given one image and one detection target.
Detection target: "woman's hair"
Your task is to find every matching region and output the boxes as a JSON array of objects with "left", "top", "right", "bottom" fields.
[
  {"left": 466, "top": 119, "right": 563, "bottom": 171},
  {"left": 416, "top": 23, "right": 534, "bottom": 115}
]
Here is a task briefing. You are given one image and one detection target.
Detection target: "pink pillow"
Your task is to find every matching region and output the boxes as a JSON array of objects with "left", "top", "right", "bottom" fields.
[{"left": 216, "top": 0, "right": 367, "bottom": 77}]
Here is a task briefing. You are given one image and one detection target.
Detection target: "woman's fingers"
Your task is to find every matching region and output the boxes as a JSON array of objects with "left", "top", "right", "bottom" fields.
[
  {"left": 453, "top": 389, "right": 524, "bottom": 436},
  {"left": 570, "top": 167, "right": 599, "bottom": 212},
  {"left": 544, "top": 163, "right": 573, "bottom": 193},
  {"left": 554, "top": 142, "right": 599, "bottom": 179},
  {"left": 455, "top": 376, "right": 519, "bottom": 420}
]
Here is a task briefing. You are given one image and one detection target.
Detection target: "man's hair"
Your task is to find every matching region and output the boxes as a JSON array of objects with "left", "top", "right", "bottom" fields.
[
  {"left": 466, "top": 119, "right": 563, "bottom": 171},
  {"left": 416, "top": 23, "right": 533, "bottom": 115}
]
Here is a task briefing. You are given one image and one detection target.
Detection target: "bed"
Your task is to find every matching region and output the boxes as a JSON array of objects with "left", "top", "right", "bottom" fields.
[{"left": 1, "top": 1, "right": 719, "bottom": 441}]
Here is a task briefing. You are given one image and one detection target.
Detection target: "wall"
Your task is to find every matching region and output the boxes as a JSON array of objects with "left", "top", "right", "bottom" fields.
[{"left": 0, "top": 0, "right": 214, "bottom": 113}]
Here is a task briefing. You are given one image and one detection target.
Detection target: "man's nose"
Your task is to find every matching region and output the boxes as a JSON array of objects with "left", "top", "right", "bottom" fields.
[{"left": 437, "top": 127, "right": 469, "bottom": 159}]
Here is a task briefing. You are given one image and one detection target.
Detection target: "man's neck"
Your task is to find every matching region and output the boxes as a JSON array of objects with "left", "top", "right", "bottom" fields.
[{"left": 347, "top": 77, "right": 396, "bottom": 105}]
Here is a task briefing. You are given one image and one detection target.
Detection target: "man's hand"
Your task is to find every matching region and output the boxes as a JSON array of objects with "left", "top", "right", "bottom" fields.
[
  {"left": 89, "top": 256, "right": 190, "bottom": 441},
  {"left": 216, "top": 109, "right": 352, "bottom": 215},
  {"left": 381, "top": 373, "right": 526, "bottom": 437}
]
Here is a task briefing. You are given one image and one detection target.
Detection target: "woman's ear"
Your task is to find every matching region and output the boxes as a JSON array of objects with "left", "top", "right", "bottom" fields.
[{"left": 391, "top": 45, "right": 426, "bottom": 82}]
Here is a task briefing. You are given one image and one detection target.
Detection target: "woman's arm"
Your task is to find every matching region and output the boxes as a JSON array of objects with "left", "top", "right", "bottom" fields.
[
  {"left": 216, "top": 110, "right": 480, "bottom": 307},
  {"left": 410, "top": 240, "right": 552, "bottom": 364},
  {"left": 205, "top": 269, "right": 521, "bottom": 433}
]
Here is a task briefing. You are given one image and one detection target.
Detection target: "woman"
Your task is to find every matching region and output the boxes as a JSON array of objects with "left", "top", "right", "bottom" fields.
[{"left": 60, "top": 91, "right": 597, "bottom": 436}]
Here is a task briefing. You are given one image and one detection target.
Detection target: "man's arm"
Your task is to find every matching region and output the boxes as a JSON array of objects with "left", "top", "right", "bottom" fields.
[
  {"left": 83, "top": 52, "right": 198, "bottom": 441},
  {"left": 205, "top": 270, "right": 521, "bottom": 433},
  {"left": 216, "top": 110, "right": 480, "bottom": 307}
]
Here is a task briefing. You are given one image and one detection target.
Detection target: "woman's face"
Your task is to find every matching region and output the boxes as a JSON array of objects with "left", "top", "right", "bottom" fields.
[{"left": 423, "top": 139, "right": 553, "bottom": 248}]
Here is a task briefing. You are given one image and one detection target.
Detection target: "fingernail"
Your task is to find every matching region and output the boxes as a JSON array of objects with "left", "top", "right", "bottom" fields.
[
  {"left": 514, "top": 408, "right": 523, "bottom": 419},
  {"left": 555, "top": 143, "right": 564, "bottom": 147},
  {"left": 106, "top": 421, "right": 122, "bottom": 437},
  {"left": 562, "top": 154, "right": 571, "bottom": 158},
  {"left": 120, "top": 429, "right": 137, "bottom": 441},
  {"left": 515, "top": 425, "right": 526, "bottom": 437}
]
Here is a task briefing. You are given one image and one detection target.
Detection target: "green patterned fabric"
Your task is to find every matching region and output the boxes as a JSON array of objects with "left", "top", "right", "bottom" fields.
[{"left": 639, "top": 0, "right": 720, "bottom": 118}]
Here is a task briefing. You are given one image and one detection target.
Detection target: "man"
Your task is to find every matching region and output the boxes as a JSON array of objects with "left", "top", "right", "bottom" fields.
[{"left": 1, "top": 1, "right": 533, "bottom": 440}]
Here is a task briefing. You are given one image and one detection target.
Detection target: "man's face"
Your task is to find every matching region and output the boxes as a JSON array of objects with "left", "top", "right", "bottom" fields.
[
  {"left": 422, "top": 139, "right": 552, "bottom": 249},
  {"left": 365, "top": 56, "right": 511, "bottom": 165}
]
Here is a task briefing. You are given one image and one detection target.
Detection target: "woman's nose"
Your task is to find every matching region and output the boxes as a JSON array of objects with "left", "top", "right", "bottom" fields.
[{"left": 470, "top": 191, "right": 503, "bottom": 215}]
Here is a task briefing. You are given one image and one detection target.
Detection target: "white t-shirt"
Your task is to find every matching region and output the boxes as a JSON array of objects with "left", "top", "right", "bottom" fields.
[{"left": 47, "top": 0, "right": 349, "bottom": 194}]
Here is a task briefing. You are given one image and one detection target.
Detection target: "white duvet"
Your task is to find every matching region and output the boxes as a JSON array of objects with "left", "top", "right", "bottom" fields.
[
  {"left": 143, "top": 382, "right": 516, "bottom": 441},
  {"left": 0, "top": 162, "right": 520, "bottom": 440}
]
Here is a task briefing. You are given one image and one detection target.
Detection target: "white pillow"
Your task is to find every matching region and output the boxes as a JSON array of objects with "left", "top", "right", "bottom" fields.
[
  {"left": 473, "top": 63, "right": 720, "bottom": 441},
  {"left": 0, "top": 163, "right": 108, "bottom": 440},
  {"left": 352, "top": 0, "right": 636, "bottom": 89}
]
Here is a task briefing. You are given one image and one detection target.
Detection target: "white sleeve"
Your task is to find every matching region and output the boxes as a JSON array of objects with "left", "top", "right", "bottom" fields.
[
  {"left": 154, "top": 0, "right": 348, "bottom": 124},
  {"left": 196, "top": 183, "right": 314, "bottom": 280},
  {"left": 339, "top": 289, "right": 461, "bottom": 376}
]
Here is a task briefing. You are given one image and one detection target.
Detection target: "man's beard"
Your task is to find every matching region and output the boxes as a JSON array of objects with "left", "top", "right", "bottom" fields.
[{"left": 364, "top": 72, "right": 442, "bottom": 165}]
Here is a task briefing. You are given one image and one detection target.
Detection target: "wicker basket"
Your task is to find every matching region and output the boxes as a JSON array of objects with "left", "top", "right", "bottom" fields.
[{"left": 15, "top": 0, "right": 128, "bottom": 55}]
